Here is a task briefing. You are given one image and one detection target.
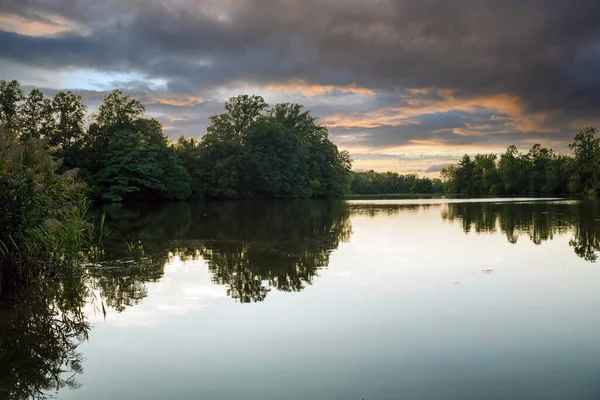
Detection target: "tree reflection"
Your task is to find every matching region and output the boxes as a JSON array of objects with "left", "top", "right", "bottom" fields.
[
  {"left": 348, "top": 202, "right": 433, "bottom": 216},
  {"left": 0, "top": 273, "right": 90, "bottom": 399},
  {"left": 569, "top": 201, "right": 600, "bottom": 262},
  {"left": 441, "top": 201, "right": 600, "bottom": 262},
  {"left": 93, "top": 200, "right": 352, "bottom": 305},
  {"left": 87, "top": 199, "right": 600, "bottom": 312}
]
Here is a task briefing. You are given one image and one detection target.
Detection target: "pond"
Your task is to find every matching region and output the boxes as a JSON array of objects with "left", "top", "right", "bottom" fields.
[{"left": 2, "top": 198, "right": 600, "bottom": 399}]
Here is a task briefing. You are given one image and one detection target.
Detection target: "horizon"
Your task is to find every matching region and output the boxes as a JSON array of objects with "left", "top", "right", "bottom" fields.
[{"left": 1, "top": 0, "right": 599, "bottom": 175}]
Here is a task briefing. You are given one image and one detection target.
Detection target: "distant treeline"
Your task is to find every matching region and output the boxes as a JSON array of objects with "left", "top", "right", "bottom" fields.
[
  {"left": 351, "top": 171, "right": 443, "bottom": 195},
  {"left": 441, "top": 128, "right": 598, "bottom": 196},
  {"left": 0, "top": 80, "right": 352, "bottom": 202},
  {"left": 351, "top": 128, "right": 600, "bottom": 197}
]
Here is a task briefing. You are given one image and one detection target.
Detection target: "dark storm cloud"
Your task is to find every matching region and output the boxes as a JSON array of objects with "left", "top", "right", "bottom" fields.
[
  {"left": 2, "top": 0, "right": 600, "bottom": 110},
  {"left": 2, "top": 0, "right": 600, "bottom": 153}
]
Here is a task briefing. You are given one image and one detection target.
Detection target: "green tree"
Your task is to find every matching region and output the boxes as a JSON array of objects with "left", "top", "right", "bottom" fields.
[
  {"left": 18, "top": 89, "right": 55, "bottom": 141},
  {"left": 96, "top": 89, "right": 145, "bottom": 129},
  {"left": 0, "top": 80, "right": 23, "bottom": 130},
  {"left": 498, "top": 145, "right": 530, "bottom": 195},
  {"left": 98, "top": 130, "right": 167, "bottom": 202},
  {"left": 244, "top": 118, "right": 304, "bottom": 197},
  {"left": 173, "top": 136, "right": 205, "bottom": 199},
  {"left": 49, "top": 91, "right": 87, "bottom": 169},
  {"left": 569, "top": 127, "right": 600, "bottom": 194},
  {"left": 204, "top": 94, "right": 268, "bottom": 146},
  {"left": 195, "top": 95, "right": 352, "bottom": 199}
]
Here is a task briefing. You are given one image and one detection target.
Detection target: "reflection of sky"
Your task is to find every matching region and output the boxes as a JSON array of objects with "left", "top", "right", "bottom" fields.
[
  {"left": 85, "top": 255, "right": 229, "bottom": 327},
  {"left": 69, "top": 204, "right": 600, "bottom": 400}
]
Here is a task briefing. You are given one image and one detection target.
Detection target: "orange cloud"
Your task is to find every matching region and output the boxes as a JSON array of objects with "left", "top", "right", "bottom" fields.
[
  {"left": 0, "top": 12, "right": 82, "bottom": 36},
  {"left": 146, "top": 95, "right": 205, "bottom": 107},
  {"left": 324, "top": 88, "right": 561, "bottom": 137},
  {"left": 262, "top": 79, "right": 375, "bottom": 97}
]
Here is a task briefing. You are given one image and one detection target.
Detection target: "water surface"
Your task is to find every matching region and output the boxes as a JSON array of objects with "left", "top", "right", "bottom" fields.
[{"left": 2, "top": 199, "right": 600, "bottom": 399}]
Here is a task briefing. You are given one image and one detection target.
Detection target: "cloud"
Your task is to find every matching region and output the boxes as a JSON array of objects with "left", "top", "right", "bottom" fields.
[
  {"left": 425, "top": 164, "right": 453, "bottom": 173},
  {"left": 2, "top": 0, "right": 600, "bottom": 173}
]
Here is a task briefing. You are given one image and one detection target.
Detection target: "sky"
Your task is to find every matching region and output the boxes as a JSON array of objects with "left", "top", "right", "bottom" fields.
[{"left": 1, "top": 0, "right": 600, "bottom": 174}]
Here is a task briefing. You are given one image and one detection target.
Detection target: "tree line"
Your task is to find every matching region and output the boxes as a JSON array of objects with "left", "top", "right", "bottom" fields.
[
  {"left": 440, "top": 128, "right": 600, "bottom": 196},
  {"left": 0, "top": 80, "right": 353, "bottom": 202},
  {"left": 350, "top": 170, "right": 443, "bottom": 195}
]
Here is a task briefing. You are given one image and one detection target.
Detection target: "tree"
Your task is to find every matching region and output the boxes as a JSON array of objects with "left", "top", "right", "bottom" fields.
[
  {"left": 98, "top": 130, "right": 167, "bottom": 202},
  {"left": 49, "top": 91, "right": 87, "bottom": 168},
  {"left": 19, "top": 89, "right": 55, "bottom": 141},
  {"left": 204, "top": 95, "right": 268, "bottom": 145},
  {"left": 244, "top": 118, "right": 304, "bottom": 197},
  {"left": 498, "top": 145, "right": 529, "bottom": 195},
  {"left": 96, "top": 89, "right": 145, "bottom": 129},
  {"left": 569, "top": 127, "right": 600, "bottom": 194},
  {"left": 161, "top": 148, "right": 192, "bottom": 200},
  {"left": 195, "top": 95, "right": 352, "bottom": 199},
  {"left": 173, "top": 136, "right": 204, "bottom": 199},
  {"left": 0, "top": 80, "right": 24, "bottom": 130}
]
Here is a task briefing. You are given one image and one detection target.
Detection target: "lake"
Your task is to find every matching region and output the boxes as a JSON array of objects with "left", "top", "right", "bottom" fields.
[{"left": 2, "top": 198, "right": 600, "bottom": 399}]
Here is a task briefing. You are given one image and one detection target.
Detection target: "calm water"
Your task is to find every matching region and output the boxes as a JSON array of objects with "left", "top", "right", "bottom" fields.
[{"left": 3, "top": 198, "right": 600, "bottom": 399}]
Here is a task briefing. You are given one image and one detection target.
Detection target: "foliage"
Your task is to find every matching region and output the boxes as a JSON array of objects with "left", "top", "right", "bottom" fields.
[
  {"left": 0, "top": 274, "right": 90, "bottom": 400},
  {"left": 7, "top": 79, "right": 600, "bottom": 200},
  {"left": 569, "top": 127, "right": 600, "bottom": 195},
  {"left": 91, "top": 200, "right": 352, "bottom": 305},
  {"left": 98, "top": 130, "right": 168, "bottom": 201},
  {"left": 18, "top": 89, "right": 55, "bottom": 141},
  {"left": 192, "top": 96, "right": 353, "bottom": 199},
  {"left": 1, "top": 80, "right": 353, "bottom": 201},
  {"left": 0, "top": 80, "right": 24, "bottom": 130},
  {"left": 441, "top": 200, "right": 600, "bottom": 262},
  {"left": 351, "top": 170, "right": 443, "bottom": 195},
  {"left": 0, "top": 126, "right": 94, "bottom": 272},
  {"left": 441, "top": 141, "right": 577, "bottom": 196}
]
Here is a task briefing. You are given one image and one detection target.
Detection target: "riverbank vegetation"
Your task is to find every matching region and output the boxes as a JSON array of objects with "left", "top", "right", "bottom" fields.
[
  {"left": 440, "top": 128, "right": 600, "bottom": 196},
  {"left": 0, "top": 126, "right": 98, "bottom": 281},
  {"left": 0, "top": 80, "right": 353, "bottom": 203},
  {"left": 351, "top": 170, "right": 443, "bottom": 195}
]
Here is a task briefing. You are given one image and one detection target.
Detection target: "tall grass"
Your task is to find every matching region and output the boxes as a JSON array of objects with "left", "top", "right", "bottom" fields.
[{"left": 0, "top": 126, "right": 101, "bottom": 280}]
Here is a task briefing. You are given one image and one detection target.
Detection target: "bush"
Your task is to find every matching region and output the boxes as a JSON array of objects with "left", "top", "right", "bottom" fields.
[{"left": 0, "top": 126, "right": 94, "bottom": 275}]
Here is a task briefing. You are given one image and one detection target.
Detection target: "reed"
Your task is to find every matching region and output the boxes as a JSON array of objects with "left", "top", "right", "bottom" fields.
[{"left": 0, "top": 126, "right": 102, "bottom": 279}]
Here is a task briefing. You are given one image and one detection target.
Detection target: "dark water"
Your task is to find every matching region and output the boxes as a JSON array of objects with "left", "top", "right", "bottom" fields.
[{"left": 2, "top": 199, "right": 600, "bottom": 399}]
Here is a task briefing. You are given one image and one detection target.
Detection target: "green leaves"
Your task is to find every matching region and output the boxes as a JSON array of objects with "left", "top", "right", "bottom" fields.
[
  {"left": 0, "top": 127, "right": 92, "bottom": 269},
  {"left": 96, "top": 89, "right": 146, "bottom": 128},
  {"left": 1, "top": 81, "right": 354, "bottom": 202},
  {"left": 0, "top": 80, "right": 24, "bottom": 130},
  {"left": 99, "top": 131, "right": 167, "bottom": 201},
  {"left": 569, "top": 127, "right": 600, "bottom": 194},
  {"left": 442, "top": 140, "right": 582, "bottom": 196},
  {"left": 194, "top": 95, "right": 353, "bottom": 199}
]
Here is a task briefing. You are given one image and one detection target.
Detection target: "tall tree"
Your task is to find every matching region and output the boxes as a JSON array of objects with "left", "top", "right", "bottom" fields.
[
  {"left": 19, "top": 89, "right": 55, "bottom": 141},
  {"left": 0, "top": 80, "right": 23, "bottom": 130},
  {"left": 569, "top": 127, "right": 600, "bottom": 195},
  {"left": 96, "top": 89, "right": 145, "bottom": 130},
  {"left": 205, "top": 95, "right": 268, "bottom": 146},
  {"left": 98, "top": 130, "right": 167, "bottom": 202},
  {"left": 49, "top": 91, "right": 87, "bottom": 169}
]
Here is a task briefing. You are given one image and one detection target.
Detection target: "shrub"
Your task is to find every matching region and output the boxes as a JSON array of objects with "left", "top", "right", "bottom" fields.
[{"left": 0, "top": 126, "right": 93, "bottom": 276}]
